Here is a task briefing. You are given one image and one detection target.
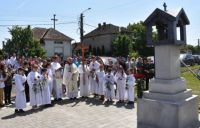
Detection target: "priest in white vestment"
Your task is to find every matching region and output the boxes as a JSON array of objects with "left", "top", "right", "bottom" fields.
[{"left": 63, "top": 57, "right": 79, "bottom": 100}]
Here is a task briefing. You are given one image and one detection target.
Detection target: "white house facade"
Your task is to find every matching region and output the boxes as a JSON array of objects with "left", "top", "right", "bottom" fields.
[{"left": 32, "top": 27, "right": 73, "bottom": 58}]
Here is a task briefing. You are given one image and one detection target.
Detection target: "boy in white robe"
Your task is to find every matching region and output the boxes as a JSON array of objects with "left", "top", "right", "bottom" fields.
[
  {"left": 54, "top": 67, "right": 63, "bottom": 101},
  {"left": 40, "top": 68, "right": 51, "bottom": 106},
  {"left": 27, "top": 64, "right": 42, "bottom": 108},
  {"left": 115, "top": 66, "right": 127, "bottom": 103},
  {"left": 47, "top": 63, "right": 53, "bottom": 95},
  {"left": 15, "top": 68, "right": 27, "bottom": 113},
  {"left": 51, "top": 56, "right": 62, "bottom": 101},
  {"left": 96, "top": 65, "right": 105, "bottom": 100},
  {"left": 89, "top": 56, "right": 100, "bottom": 96},
  {"left": 79, "top": 63, "right": 90, "bottom": 98},
  {"left": 105, "top": 68, "right": 115, "bottom": 102},
  {"left": 126, "top": 69, "right": 135, "bottom": 105}
]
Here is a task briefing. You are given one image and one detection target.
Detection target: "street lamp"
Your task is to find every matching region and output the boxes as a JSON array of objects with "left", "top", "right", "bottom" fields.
[{"left": 81, "top": 8, "right": 91, "bottom": 14}]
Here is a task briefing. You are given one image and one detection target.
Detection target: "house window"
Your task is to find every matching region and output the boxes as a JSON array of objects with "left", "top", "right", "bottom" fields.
[
  {"left": 54, "top": 47, "right": 64, "bottom": 57},
  {"left": 54, "top": 41, "right": 63, "bottom": 44}
]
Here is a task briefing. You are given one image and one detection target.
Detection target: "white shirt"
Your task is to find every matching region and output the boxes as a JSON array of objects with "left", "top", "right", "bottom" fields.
[{"left": 0, "top": 75, "right": 5, "bottom": 88}]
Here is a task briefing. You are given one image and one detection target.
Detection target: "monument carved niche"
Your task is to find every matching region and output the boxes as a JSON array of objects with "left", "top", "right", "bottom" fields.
[{"left": 137, "top": 4, "right": 199, "bottom": 128}]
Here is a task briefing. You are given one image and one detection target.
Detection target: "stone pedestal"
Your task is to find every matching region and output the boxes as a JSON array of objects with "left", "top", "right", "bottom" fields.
[
  {"left": 137, "top": 94, "right": 198, "bottom": 128},
  {"left": 137, "top": 45, "right": 199, "bottom": 128}
]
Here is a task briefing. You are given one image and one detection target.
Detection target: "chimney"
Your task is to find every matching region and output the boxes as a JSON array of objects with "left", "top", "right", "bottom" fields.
[{"left": 98, "top": 23, "right": 101, "bottom": 29}]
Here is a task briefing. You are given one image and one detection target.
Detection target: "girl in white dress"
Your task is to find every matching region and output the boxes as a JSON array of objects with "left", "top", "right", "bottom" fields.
[
  {"left": 15, "top": 68, "right": 27, "bottom": 113},
  {"left": 115, "top": 66, "right": 127, "bottom": 103},
  {"left": 126, "top": 69, "right": 135, "bottom": 105},
  {"left": 104, "top": 68, "right": 115, "bottom": 102},
  {"left": 96, "top": 65, "right": 105, "bottom": 100},
  {"left": 40, "top": 68, "right": 51, "bottom": 106}
]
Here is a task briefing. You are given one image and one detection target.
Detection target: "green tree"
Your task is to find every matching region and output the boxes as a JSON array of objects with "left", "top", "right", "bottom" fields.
[
  {"left": 3, "top": 26, "right": 46, "bottom": 57},
  {"left": 127, "top": 21, "right": 154, "bottom": 57},
  {"left": 111, "top": 34, "right": 133, "bottom": 57},
  {"left": 180, "top": 44, "right": 198, "bottom": 54}
]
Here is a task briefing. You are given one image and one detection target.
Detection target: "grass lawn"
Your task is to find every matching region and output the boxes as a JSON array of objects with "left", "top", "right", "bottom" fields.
[
  {"left": 134, "top": 65, "right": 200, "bottom": 109},
  {"left": 181, "top": 65, "right": 200, "bottom": 107}
]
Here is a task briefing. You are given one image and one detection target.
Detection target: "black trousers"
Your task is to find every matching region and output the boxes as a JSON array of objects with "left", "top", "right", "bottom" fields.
[
  {"left": 137, "top": 79, "right": 144, "bottom": 98},
  {"left": 145, "top": 77, "right": 149, "bottom": 91},
  {"left": 25, "top": 83, "right": 30, "bottom": 102},
  {"left": 4, "top": 85, "right": 12, "bottom": 103}
]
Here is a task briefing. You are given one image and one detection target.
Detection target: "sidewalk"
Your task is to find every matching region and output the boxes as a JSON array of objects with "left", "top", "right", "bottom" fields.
[{"left": 0, "top": 97, "right": 137, "bottom": 128}]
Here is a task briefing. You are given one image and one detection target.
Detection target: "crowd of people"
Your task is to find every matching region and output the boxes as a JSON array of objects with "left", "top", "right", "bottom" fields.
[{"left": 0, "top": 53, "right": 154, "bottom": 114}]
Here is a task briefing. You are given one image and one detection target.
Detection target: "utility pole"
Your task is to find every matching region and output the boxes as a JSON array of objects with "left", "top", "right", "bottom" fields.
[
  {"left": 198, "top": 38, "right": 200, "bottom": 54},
  {"left": 79, "top": 8, "right": 91, "bottom": 85},
  {"left": 51, "top": 14, "right": 58, "bottom": 29},
  {"left": 79, "top": 8, "right": 91, "bottom": 65},
  {"left": 80, "top": 13, "right": 84, "bottom": 44}
]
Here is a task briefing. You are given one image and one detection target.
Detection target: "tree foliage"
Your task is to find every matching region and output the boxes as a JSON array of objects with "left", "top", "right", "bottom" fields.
[
  {"left": 181, "top": 44, "right": 200, "bottom": 54},
  {"left": 3, "top": 26, "right": 46, "bottom": 57},
  {"left": 127, "top": 21, "right": 154, "bottom": 57},
  {"left": 111, "top": 34, "right": 133, "bottom": 57}
]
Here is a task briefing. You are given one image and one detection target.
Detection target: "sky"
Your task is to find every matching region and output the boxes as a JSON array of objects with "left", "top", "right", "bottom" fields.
[{"left": 0, "top": 0, "right": 199, "bottom": 49}]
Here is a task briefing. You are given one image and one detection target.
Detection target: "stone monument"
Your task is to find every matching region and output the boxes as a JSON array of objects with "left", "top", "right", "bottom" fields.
[{"left": 137, "top": 4, "right": 199, "bottom": 128}]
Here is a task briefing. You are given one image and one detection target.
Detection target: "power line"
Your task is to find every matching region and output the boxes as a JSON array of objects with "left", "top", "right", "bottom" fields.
[
  {"left": 84, "top": 23, "right": 97, "bottom": 28},
  {"left": 0, "top": 19, "right": 51, "bottom": 22},
  {"left": 0, "top": 21, "right": 77, "bottom": 27}
]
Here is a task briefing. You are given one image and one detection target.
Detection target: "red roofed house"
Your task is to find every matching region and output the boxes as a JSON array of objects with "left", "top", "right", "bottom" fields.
[
  {"left": 83, "top": 22, "right": 128, "bottom": 56},
  {"left": 32, "top": 27, "right": 73, "bottom": 58}
]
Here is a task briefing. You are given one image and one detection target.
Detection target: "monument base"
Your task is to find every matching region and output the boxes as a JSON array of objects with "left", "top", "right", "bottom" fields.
[{"left": 137, "top": 93, "right": 199, "bottom": 128}]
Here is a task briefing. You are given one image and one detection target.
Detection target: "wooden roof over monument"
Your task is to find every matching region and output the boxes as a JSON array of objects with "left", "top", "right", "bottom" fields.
[{"left": 144, "top": 7, "right": 190, "bottom": 26}]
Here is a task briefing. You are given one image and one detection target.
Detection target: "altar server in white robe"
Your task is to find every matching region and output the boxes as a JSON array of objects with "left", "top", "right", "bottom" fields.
[
  {"left": 15, "top": 68, "right": 27, "bottom": 113},
  {"left": 47, "top": 63, "right": 53, "bottom": 95},
  {"left": 104, "top": 68, "right": 115, "bottom": 102},
  {"left": 96, "top": 65, "right": 105, "bottom": 100},
  {"left": 51, "top": 56, "right": 62, "bottom": 101},
  {"left": 40, "top": 68, "right": 51, "bottom": 105},
  {"left": 126, "top": 69, "right": 135, "bottom": 105},
  {"left": 89, "top": 56, "right": 100, "bottom": 96},
  {"left": 63, "top": 57, "right": 79, "bottom": 100},
  {"left": 54, "top": 67, "right": 63, "bottom": 101},
  {"left": 78, "top": 63, "right": 90, "bottom": 98},
  {"left": 27, "top": 64, "right": 42, "bottom": 108},
  {"left": 115, "top": 65, "right": 127, "bottom": 103}
]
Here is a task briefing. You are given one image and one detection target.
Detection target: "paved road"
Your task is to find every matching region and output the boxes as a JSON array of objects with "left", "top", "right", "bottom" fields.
[{"left": 0, "top": 97, "right": 137, "bottom": 128}]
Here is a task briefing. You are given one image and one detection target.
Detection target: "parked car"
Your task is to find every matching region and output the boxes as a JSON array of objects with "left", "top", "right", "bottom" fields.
[
  {"left": 192, "top": 55, "right": 200, "bottom": 65},
  {"left": 180, "top": 54, "right": 195, "bottom": 66},
  {"left": 98, "top": 56, "right": 117, "bottom": 66},
  {"left": 147, "top": 56, "right": 154, "bottom": 63}
]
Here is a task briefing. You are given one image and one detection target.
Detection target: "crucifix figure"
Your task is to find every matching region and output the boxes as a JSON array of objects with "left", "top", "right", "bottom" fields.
[{"left": 163, "top": 2, "right": 167, "bottom": 11}]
